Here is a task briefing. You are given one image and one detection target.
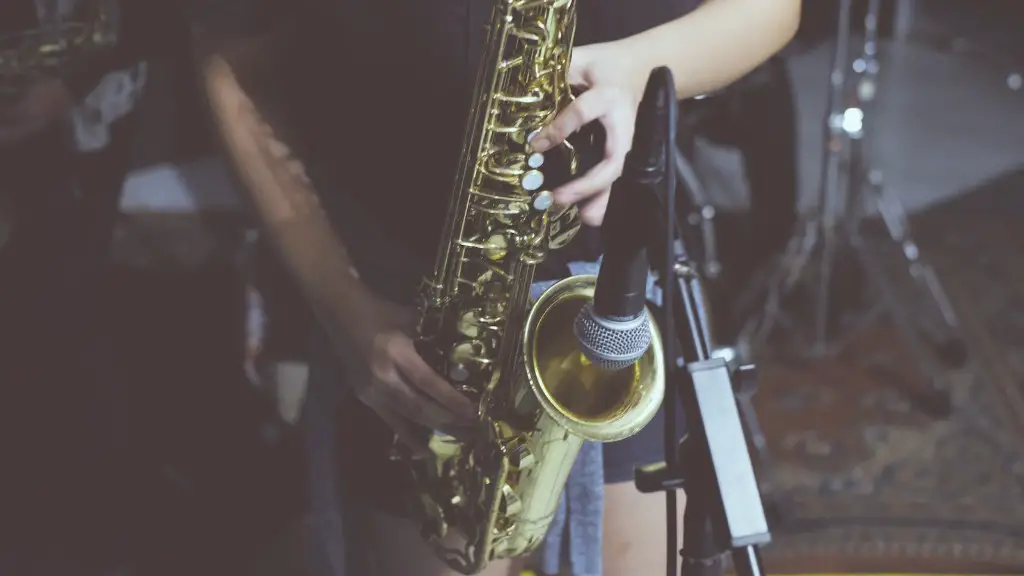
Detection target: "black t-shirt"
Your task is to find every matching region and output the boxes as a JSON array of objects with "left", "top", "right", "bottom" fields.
[
  {"left": 275, "top": 0, "right": 700, "bottom": 520},
  {"left": 290, "top": 0, "right": 698, "bottom": 275}
]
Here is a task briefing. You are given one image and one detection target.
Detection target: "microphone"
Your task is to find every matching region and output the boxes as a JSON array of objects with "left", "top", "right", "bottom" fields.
[{"left": 573, "top": 67, "right": 674, "bottom": 371}]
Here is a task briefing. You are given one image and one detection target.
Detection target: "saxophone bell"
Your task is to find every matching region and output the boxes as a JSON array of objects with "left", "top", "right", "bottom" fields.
[{"left": 524, "top": 274, "right": 664, "bottom": 444}]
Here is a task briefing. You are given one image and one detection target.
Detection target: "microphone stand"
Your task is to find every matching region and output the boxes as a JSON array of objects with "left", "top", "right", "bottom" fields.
[{"left": 631, "top": 68, "right": 771, "bottom": 576}]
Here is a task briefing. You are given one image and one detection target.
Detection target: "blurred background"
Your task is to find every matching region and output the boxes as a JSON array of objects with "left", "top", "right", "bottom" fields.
[{"left": 2, "top": 0, "right": 1023, "bottom": 574}]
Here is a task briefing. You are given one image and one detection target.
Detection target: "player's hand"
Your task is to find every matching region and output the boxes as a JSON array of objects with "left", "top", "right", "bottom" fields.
[
  {"left": 344, "top": 295, "right": 478, "bottom": 454},
  {"left": 529, "top": 42, "right": 649, "bottom": 226}
]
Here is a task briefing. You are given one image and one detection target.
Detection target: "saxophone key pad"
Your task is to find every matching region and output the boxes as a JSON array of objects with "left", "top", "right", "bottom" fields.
[
  {"left": 531, "top": 190, "right": 554, "bottom": 212},
  {"left": 527, "top": 152, "right": 545, "bottom": 169},
  {"left": 449, "top": 342, "right": 477, "bottom": 382},
  {"left": 521, "top": 169, "right": 544, "bottom": 191},
  {"left": 449, "top": 364, "right": 470, "bottom": 383}
]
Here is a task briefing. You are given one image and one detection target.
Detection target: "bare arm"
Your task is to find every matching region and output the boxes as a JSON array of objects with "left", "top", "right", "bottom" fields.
[
  {"left": 619, "top": 0, "right": 802, "bottom": 99},
  {"left": 191, "top": 29, "right": 379, "bottom": 349}
]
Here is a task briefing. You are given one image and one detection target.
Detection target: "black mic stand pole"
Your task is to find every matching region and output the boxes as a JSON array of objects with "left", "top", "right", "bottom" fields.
[{"left": 631, "top": 67, "right": 771, "bottom": 576}]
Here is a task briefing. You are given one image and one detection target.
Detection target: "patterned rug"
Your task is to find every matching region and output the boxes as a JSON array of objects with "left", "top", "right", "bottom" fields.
[{"left": 753, "top": 167, "right": 1024, "bottom": 573}]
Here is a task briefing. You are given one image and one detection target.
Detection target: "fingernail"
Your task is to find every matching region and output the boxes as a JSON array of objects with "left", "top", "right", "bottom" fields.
[
  {"left": 528, "top": 130, "right": 551, "bottom": 152},
  {"left": 530, "top": 138, "right": 551, "bottom": 152}
]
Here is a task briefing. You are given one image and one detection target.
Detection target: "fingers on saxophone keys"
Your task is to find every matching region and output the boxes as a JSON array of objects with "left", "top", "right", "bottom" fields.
[
  {"left": 379, "top": 373, "right": 470, "bottom": 430},
  {"left": 391, "top": 338, "right": 478, "bottom": 423},
  {"left": 529, "top": 89, "right": 605, "bottom": 153},
  {"left": 556, "top": 110, "right": 631, "bottom": 204},
  {"left": 378, "top": 407, "right": 430, "bottom": 458}
]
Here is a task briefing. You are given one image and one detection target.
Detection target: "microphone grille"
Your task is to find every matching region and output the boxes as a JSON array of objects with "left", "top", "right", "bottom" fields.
[{"left": 573, "top": 304, "right": 653, "bottom": 372}]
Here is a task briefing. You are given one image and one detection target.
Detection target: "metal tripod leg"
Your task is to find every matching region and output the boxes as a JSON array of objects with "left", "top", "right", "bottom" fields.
[
  {"left": 869, "top": 170, "right": 965, "bottom": 358},
  {"left": 846, "top": 0, "right": 963, "bottom": 364},
  {"left": 674, "top": 146, "right": 722, "bottom": 281},
  {"left": 841, "top": 145, "right": 958, "bottom": 417},
  {"left": 738, "top": 0, "right": 966, "bottom": 420},
  {"left": 739, "top": 201, "right": 834, "bottom": 358}
]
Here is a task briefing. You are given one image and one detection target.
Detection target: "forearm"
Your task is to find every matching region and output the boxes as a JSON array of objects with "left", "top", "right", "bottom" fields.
[
  {"left": 620, "top": 0, "right": 801, "bottom": 99},
  {"left": 195, "top": 38, "right": 374, "bottom": 346}
]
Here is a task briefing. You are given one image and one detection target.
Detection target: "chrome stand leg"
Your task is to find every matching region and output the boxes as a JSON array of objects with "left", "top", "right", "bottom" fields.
[
  {"left": 739, "top": 0, "right": 967, "bottom": 420},
  {"left": 674, "top": 146, "right": 722, "bottom": 281}
]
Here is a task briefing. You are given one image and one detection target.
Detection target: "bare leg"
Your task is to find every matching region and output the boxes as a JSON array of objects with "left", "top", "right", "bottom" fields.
[
  {"left": 363, "top": 509, "right": 522, "bottom": 576},
  {"left": 603, "top": 482, "right": 685, "bottom": 576}
]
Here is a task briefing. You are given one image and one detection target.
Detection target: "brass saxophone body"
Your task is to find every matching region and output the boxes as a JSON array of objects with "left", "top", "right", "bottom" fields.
[
  {"left": 412, "top": 1, "right": 666, "bottom": 573},
  {"left": 0, "top": 0, "right": 119, "bottom": 99}
]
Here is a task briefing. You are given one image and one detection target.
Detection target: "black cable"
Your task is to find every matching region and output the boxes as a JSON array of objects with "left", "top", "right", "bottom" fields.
[{"left": 660, "top": 69, "right": 681, "bottom": 576}]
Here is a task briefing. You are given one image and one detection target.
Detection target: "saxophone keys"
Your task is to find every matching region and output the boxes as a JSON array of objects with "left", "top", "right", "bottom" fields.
[
  {"left": 500, "top": 483, "right": 523, "bottom": 518},
  {"left": 457, "top": 311, "right": 482, "bottom": 338},
  {"left": 450, "top": 360, "right": 473, "bottom": 383},
  {"left": 484, "top": 234, "right": 509, "bottom": 260},
  {"left": 449, "top": 365, "right": 470, "bottom": 383},
  {"left": 521, "top": 169, "right": 545, "bottom": 191},
  {"left": 531, "top": 190, "right": 554, "bottom": 211},
  {"left": 449, "top": 342, "right": 475, "bottom": 382},
  {"left": 507, "top": 443, "right": 536, "bottom": 470},
  {"left": 420, "top": 510, "right": 448, "bottom": 542}
]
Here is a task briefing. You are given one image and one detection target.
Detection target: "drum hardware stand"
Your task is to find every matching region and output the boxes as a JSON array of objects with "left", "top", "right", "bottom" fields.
[
  {"left": 673, "top": 145, "right": 722, "bottom": 282},
  {"left": 738, "top": 0, "right": 967, "bottom": 420}
]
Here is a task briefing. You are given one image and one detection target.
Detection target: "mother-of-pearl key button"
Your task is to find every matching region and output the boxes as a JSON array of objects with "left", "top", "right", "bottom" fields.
[
  {"left": 532, "top": 190, "right": 554, "bottom": 211},
  {"left": 521, "top": 169, "right": 544, "bottom": 191},
  {"left": 527, "top": 152, "right": 544, "bottom": 168}
]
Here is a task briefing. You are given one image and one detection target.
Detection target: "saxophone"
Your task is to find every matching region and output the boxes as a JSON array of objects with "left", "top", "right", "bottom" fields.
[
  {"left": 0, "top": 0, "right": 119, "bottom": 249},
  {"left": 0, "top": 0, "right": 120, "bottom": 99},
  {"left": 411, "top": 0, "right": 666, "bottom": 573}
]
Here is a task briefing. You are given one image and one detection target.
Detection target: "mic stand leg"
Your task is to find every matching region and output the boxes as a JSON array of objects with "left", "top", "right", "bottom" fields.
[
  {"left": 631, "top": 64, "right": 769, "bottom": 576},
  {"left": 635, "top": 255, "right": 771, "bottom": 576}
]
